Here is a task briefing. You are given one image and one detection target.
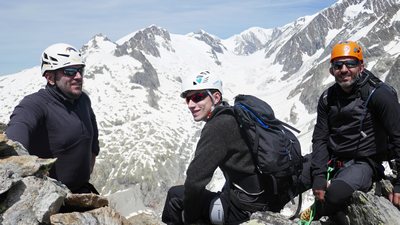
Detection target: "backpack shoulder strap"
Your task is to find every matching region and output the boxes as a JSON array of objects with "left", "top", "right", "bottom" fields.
[
  {"left": 358, "top": 72, "right": 382, "bottom": 139},
  {"left": 279, "top": 120, "right": 301, "bottom": 133},
  {"left": 322, "top": 85, "right": 336, "bottom": 109},
  {"left": 360, "top": 70, "right": 383, "bottom": 105}
]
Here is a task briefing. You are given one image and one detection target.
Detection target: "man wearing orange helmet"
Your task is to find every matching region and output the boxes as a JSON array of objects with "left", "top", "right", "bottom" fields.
[{"left": 309, "top": 41, "right": 400, "bottom": 224}]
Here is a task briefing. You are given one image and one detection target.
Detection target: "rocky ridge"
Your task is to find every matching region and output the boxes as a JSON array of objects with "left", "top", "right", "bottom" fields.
[
  {"left": 0, "top": 125, "right": 159, "bottom": 225},
  {"left": 244, "top": 180, "right": 400, "bottom": 225}
]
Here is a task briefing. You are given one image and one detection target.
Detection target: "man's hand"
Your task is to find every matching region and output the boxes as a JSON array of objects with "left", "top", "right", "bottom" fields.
[
  {"left": 313, "top": 189, "right": 326, "bottom": 202},
  {"left": 388, "top": 192, "right": 400, "bottom": 208}
]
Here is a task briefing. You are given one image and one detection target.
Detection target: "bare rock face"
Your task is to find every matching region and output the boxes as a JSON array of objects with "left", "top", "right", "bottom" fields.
[
  {"left": 346, "top": 179, "right": 400, "bottom": 225},
  {"left": 63, "top": 193, "right": 109, "bottom": 211},
  {"left": 50, "top": 207, "right": 131, "bottom": 225},
  {"left": 0, "top": 155, "right": 56, "bottom": 178},
  {"left": 347, "top": 191, "right": 400, "bottom": 225},
  {"left": 244, "top": 211, "right": 298, "bottom": 225},
  {"left": 1, "top": 176, "right": 68, "bottom": 225},
  {"left": 0, "top": 133, "right": 29, "bottom": 156},
  {"left": 127, "top": 212, "right": 161, "bottom": 225},
  {"left": 0, "top": 134, "right": 132, "bottom": 225},
  {"left": 243, "top": 179, "right": 400, "bottom": 225}
]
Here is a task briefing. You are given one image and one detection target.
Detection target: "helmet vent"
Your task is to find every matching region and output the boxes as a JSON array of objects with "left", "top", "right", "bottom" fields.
[{"left": 49, "top": 56, "right": 58, "bottom": 62}]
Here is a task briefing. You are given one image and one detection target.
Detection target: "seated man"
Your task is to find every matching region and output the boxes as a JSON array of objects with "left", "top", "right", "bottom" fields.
[{"left": 6, "top": 43, "right": 100, "bottom": 194}]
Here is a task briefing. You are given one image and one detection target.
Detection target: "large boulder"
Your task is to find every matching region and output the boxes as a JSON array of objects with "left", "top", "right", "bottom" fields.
[
  {"left": 0, "top": 133, "right": 131, "bottom": 225},
  {"left": 50, "top": 207, "right": 131, "bottom": 225}
]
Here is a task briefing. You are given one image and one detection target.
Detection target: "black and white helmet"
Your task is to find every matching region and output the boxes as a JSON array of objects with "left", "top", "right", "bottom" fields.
[{"left": 41, "top": 43, "right": 84, "bottom": 76}]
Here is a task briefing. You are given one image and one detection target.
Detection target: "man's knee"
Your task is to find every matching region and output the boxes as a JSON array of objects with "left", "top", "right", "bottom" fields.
[
  {"left": 325, "top": 180, "right": 354, "bottom": 206},
  {"left": 167, "top": 185, "right": 185, "bottom": 199}
]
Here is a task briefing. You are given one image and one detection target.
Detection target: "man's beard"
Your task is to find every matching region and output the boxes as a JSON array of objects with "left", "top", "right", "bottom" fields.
[
  {"left": 335, "top": 72, "right": 360, "bottom": 90},
  {"left": 336, "top": 78, "right": 356, "bottom": 89}
]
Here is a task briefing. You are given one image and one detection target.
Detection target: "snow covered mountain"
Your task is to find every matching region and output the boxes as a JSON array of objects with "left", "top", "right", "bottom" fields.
[{"left": 1, "top": 0, "right": 400, "bottom": 219}]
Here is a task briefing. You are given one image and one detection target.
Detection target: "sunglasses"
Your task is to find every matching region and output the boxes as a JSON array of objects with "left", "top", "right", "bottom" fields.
[
  {"left": 331, "top": 60, "right": 360, "bottom": 70},
  {"left": 60, "top": 67, "right": 85, "bottom": 77},
  {"left": 185, "top": 92, "right": 209, "bottom": 104}
]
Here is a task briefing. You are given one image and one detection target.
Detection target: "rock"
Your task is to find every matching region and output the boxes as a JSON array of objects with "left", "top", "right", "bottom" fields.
[
  {"left": 1, "top": 176, "right": 68, "bottom": 224},
  {"left": 243, "top": 180, "right": 400, "bottom": 225},
  {"left": 50, "top": 206, "right": 131, "bottom": 225},
  {"left": 0, "top": 169, "right": 21, "bottom": 195},
  {"left": 0, "top": 134, "right": 29, "bottom": 157},
  {"left": 0, "top": 129, "right": 133, "bottom": 225},
  {"left": 63, "top": 193, "right": 109, "bottom": 212},
  {"left": 0, "top": 155, "right": 56, "bottom": 178},
  {"left": 0, "top": 122, "right": 6, "bottom": 133},
  {"left": 243, "top": 211, "right": 298, "bottom": 225},
  {"left": 127, "top": 211, "right": 161, "bottom": 225},
  {"left": 347, "top": 191, "right": 400, "bottom": 225}
]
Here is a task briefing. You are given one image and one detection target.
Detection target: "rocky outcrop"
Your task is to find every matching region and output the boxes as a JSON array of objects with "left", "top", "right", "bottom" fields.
[
  {"left": 0, "top": 133, "right": 132, "bottom": 225},
  {"left": 119, "top": 25, "right": 174, "bottom": 58},
  {"left": 50, "top": 207, "right": 131, "bottom": 225},
  {"left": 189, "top": 30, "right": 226, "bottom": 65},
  {"left": 244, "top": 180, "right": 400, "bottom": 225}
]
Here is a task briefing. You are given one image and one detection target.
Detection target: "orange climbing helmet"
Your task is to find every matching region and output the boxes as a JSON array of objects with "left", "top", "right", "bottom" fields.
[{"left": 330, "top": 41, "right": 363, "bottom": 62}]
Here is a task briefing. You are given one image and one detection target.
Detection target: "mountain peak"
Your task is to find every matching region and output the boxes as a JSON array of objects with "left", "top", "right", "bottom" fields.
[
  {"left": 81, "top": 34, "right": 116, "bottom": 56},
  {"left": 224, "top": 27, "right": 274, "bottom": 55},
  {"left": 116, "top": 24, "right": 173, "bottom": 58},
  {"left": 188, "top": 30, "right": 226, "bottom": 54}
]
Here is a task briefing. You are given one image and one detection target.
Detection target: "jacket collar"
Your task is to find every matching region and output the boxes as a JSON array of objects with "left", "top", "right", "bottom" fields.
[
  {"left": 206, "top": 101, "right": 231, "bottom": 121},
  {"left": 46, "top": 84, "right": 79, "bottom": 105}
]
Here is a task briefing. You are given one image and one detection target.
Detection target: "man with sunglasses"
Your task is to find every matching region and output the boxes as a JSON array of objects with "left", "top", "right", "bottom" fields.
[
  {"left": 6, "top": 43, "right": 100, "bottom": 194},
  {"left": 162, "top": 71, "right": 272, "bottom": 225},
  {"left": 308, "top": 41, "right": 400, "bottom": 224}
]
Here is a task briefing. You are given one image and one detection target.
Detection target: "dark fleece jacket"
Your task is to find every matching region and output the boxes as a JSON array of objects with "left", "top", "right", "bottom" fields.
[{"left": 183, "top": 103, "right": 259, "bottom": 224}]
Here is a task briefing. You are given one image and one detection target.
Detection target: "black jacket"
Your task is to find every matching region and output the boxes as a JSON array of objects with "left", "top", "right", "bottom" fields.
[
  {"left": 183, "top": 103, "right": 264, "bottom": 224},
  {"left": 6, "top": 85, "right": 99, "bottom": 192},
  {"left": 311, "top": 71, "right": 400, "bottom": 191}
]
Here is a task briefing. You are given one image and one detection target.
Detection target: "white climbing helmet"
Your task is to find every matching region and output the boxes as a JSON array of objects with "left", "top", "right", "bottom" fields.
[
  {"left": 41, "top": 43, "right": 85, "bottom": 76},
  {"left": 180, "top": 71, "right": 223, "bottom": 98}
]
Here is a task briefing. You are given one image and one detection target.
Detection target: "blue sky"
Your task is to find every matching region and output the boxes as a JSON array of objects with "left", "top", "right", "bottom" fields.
[{"left": 0, "top": 0, "right": 337, "bottom": 75}]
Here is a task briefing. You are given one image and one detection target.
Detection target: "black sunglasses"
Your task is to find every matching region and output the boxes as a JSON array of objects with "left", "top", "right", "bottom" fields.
[
  {"left": 331, "top": 60, "right": 360, "bottom": 70},
  {"left": 185, "top": 92, "right": 209, "bottom": 104},
  {"left": 60, "top": 67, "right": 85, "bottom": 77}
]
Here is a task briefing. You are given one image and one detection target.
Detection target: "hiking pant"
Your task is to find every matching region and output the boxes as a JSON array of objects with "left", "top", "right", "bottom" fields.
[
  {"left": 316, "top": 160, "right": 373, "bottom": 223},
  {"left": 162, "top": 185, "right": 253, "bottom": 225}
]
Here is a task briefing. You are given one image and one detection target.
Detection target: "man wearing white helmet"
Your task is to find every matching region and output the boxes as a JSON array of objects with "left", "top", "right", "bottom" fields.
[
  {"left": 6, "top": 43, "right": 100, "bottom": 194},
  {"left": 162, "top": 71, "right": 270, "bottom": 225}
]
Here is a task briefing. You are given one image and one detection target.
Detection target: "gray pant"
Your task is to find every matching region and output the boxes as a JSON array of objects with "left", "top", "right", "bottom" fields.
[
  {"left": 317, "top": 160, "right": 373, "bottom": 219},
  {"left": 332, "top": 160, "right": 373, "bottom": 193}
]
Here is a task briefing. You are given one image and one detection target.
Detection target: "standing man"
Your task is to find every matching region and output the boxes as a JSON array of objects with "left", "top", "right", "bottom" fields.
[
  {"left": 162, "top": 71, "right": 272, "bottom": 225},
  {"left": 6, "top": 43, "right": 100, "bottom": 194},
  {"left": 310, "top": 41, "right": 400, "bottom": 224}
]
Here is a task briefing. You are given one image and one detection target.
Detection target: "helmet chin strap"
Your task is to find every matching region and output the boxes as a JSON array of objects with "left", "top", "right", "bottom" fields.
[
  {"left": 206, "top": 90, "right": 217, "bottom": 112},
  {"left": 206, "top": 89, "right": 222, "bottom": 120}
]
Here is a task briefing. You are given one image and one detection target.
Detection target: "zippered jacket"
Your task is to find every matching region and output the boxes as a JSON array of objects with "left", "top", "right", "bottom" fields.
[
  {"left": 6, "top": 85, "right": 99, "bottom": 192},
  {"left": 183, "top": 103, "right": 266, "bottom": 224},
  {"left": 311, "top": 71, "right": 400, "bottom": 191}
]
